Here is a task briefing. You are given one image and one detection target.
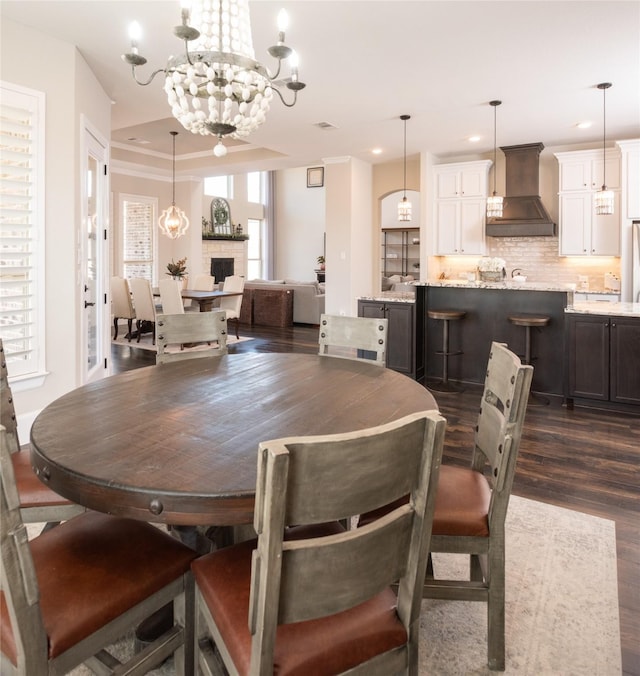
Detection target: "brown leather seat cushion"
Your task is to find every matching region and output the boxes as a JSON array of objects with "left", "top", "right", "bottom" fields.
[
  {"left": 359, "top": 465, "right": 491, "bottom": 537},
  {"left": 192, "top": 524, "right": 408, "bottom": 675},
  {"left": 0, "top": 511, "right": 198, "bottom": 664},
  {"left": 11, "top": 448, "right": 73, "bottom": 507}
]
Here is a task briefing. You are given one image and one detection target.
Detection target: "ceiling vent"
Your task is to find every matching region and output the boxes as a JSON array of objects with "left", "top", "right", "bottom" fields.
[
  {"left": 486, "top": 142, "right": 556, "bottom": 237},
  {"left": 313, "top": 121, "right": 338, "bottom": 130}
]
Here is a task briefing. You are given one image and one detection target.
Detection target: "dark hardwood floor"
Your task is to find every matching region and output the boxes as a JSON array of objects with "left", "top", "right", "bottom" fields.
[{"left": 112, "top": 323, "right": 639, "bottom": 675}]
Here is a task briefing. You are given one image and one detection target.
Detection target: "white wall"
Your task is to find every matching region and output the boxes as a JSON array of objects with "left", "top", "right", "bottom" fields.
[
  {"left": 2, "top": 18, "right": 111, "bottom": 429},
  {"left": 274, "top": 167, "right": 325, "bottom": 280}
]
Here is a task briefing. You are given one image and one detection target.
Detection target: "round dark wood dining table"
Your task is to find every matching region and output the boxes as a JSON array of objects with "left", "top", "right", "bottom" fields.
[{"left": 30, "top": 353, "right": 437, "bottom": 527}]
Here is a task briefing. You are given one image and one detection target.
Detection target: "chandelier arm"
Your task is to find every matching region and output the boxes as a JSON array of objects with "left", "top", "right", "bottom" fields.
[
  {"left": 130, "top": 65, "right": 168, "bottom": 87},
  {"left": 270, "top": 86, "right": 299, "bottom": 108}
]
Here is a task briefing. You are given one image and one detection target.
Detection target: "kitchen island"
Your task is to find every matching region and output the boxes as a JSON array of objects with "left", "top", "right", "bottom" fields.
[{"left": 416, "top": 281, "right": 576, "bottom": 396}]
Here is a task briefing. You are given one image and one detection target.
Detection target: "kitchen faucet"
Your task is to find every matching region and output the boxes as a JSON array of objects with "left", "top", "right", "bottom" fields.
[{"left": 511, "top": 268, "right": 523, "bottom": 278}]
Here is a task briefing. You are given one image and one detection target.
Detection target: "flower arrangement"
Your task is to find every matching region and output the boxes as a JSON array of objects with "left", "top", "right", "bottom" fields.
[
  {"left": 166, "top": 257, "right": 187, "bottom": 279},
  {"left": 477, "top": 257, "right": 506, "bottom": 282},
  {"left": 477, "top": 257, "right": 506, "bottom": 272}
]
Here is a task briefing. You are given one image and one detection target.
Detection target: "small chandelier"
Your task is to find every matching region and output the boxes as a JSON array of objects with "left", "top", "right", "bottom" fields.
[
  {"left": 158, "top": 132, "right": 190, "bottom": 239},
  {"left": 122, "top": 0, "right": 306, "bottom": 158},
  {"left": 486, "top": 100, "right": 503, "bottom": 218},
  {"left": 398, "top": 114, "right": 412, "bottom": 222},
  {"left": 595, "top": 82, "right": 614, "bottom": 216}
]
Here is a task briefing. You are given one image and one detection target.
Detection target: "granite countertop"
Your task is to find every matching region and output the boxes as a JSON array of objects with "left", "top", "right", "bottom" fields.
[
  {"left": 415, "top": 280, "right": 577, "bottom": 293},
  {"left": 358, "top": 291, "right": 416, "bottom": 303},
  {"left": 565, "top": 302, "right": 640, "bottom": 317}
]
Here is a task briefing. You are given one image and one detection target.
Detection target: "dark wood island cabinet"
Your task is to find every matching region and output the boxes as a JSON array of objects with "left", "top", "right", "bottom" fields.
[
  {"left": 358, "top": 293, "right": 424, "bottom": 381},
  {"left": 416, "top": 282, "right": 572, "bottom": 396},
  {"left": 565, "top": 311, "right": 640, "bottom": 411}
]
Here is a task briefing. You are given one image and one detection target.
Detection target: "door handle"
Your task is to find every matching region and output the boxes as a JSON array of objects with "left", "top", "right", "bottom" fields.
[{"left": 84, "top": 301, "right": 95, "bottom": 308}]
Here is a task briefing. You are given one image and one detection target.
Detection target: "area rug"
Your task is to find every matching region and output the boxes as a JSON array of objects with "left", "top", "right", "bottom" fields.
[{"left": 59, "top": 496, "right": 620, "bottom": 675}]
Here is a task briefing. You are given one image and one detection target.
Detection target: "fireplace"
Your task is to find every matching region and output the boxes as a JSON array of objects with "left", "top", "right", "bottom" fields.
[{"left": 211, "top": 257, "right": 234, "bottom": 283}]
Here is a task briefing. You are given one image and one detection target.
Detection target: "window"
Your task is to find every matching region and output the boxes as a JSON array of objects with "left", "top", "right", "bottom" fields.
[
  {"left": 247, "top": 171, "right": 261, "bottom": 203},
  {"left": 247, "top": 218, "right": 263, "bottom": 279},
  {"left": 204, "top": 175, "right": 232, "bottom": 199},
  {"left": 0, "top": 82, "right": 45, "bottom": 379},
  {"left": 120, "top": 195, "right": 157, "bottom": 282}
]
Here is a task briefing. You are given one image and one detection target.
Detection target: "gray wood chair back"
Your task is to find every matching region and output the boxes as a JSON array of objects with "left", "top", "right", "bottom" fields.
[
  {"left": 158, "top": 278, "right": 185, "bottom": 315},
  {"left": 156, "top": 311, "right": 228, "bottom": 364},
  {"left": 0, "top": 340, "right": 19, "bottom": 454},
  {"left": 473, "top": 341, "right": 533, "bottom": 522},
  {"left": 248, "top": 410, "right": 446, "bottom": 673},
  {"left": 0, "top": 340, "right": 84, "bottom": 527},
  {"left": 318, "top": 313, "right": 388, "bottom": 366},
  {"left": 422, "top": 341, "right": 533, "bottom": 670}
]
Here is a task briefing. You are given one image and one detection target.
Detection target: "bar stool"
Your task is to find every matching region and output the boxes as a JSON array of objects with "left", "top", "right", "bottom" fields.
[
  {"left": 428, "top": 309, "right": 466, "bottom": 392},
  {"left": 507, "top": 313, "right": 550, "bottom": 405}
]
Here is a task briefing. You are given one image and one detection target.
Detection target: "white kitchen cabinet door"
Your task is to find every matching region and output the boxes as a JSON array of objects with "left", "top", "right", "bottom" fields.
[
  {"left": 560, "top": 192, "right": 620, "bottom": 256},
  {"left": 459, "top": 199, "right": 486, "bottom": 254},
  {"left": 435, "top": 201, "right": 459, "bottom": 253}
]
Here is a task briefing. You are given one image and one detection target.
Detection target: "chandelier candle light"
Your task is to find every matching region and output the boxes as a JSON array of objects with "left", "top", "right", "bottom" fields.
[
  {"left": 398, "top": 114, "right": 412, "bottom": 222},
  {"left": 159, "top": 131, "right": 190, "bottom": 239},
  {"left": 122, "top": 0, "right": 306, "bottom": 158},
  {"left": 595, "top": 82, "right": 614, "bottom": 216}
]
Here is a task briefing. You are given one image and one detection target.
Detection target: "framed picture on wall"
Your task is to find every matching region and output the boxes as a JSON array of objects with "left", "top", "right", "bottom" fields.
[{"left": 307, "top": 167, "right": 324, "bottom": 188}]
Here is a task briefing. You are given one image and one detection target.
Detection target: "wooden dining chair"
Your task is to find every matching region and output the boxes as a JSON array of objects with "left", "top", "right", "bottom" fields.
[
  {"left": 218, "top": 275, "right": 245, "bottom": 338},
  {"left": 359, "top": 341, "right": 533, "bottom": 671},
  {"left": 191, "top": 409, "right": 446, "bottom": 675},
  {"left": 0, "top": 339, "right": 84, "bottom": 530},
  {"left": 318, "top": 313, "right": 389, "bottom": 366},
  {"left": 156, "top": 311, "right": 228, "bottom": 364},
  {"left": 0, "top": 425, "right": 198, "bottom": 676},
  {"left": 159, "top": 278, "right": 186, "bottom": 315},
  {"left": 109, "top": 276, "right": 136, "bottom": 341},
  {"left": 129, "top": 277, "right": 157, "bottom": 344}
]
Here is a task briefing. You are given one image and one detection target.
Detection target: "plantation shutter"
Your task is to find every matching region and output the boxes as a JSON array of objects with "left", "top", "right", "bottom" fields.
[{"left": 0, "top": 83, "right": 45, "bottom": 378}]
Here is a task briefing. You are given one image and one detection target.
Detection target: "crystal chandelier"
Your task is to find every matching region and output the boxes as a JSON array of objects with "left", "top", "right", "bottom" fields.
[
  {"left": 398, "top": 115, "right": 412, "bottom": 222},
  {"left": 122, "top": 0, "right": 306, "bottom": 158},
  {"left": 486, "top": 100, "right": 503, "bottom": 218},
  {"left": 595, "top": 82, "right": 614, "bottom": 216},
  {"left": 158, "top": 132, "right": 190, "bottom": 239}
]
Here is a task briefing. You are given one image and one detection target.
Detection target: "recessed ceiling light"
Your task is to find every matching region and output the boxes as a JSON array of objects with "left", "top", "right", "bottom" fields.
[
  {"left": 372, "top": 148, "right": 383, "bottom": 155},
  {"left": 468, "top": 135, "right": 481, "bottom": 143},
  {"left": 576, "top": 121, "right": 592, "bottom": 129},
  {"left": 126, "top": 137, "right": 151, "bottom": 144}
]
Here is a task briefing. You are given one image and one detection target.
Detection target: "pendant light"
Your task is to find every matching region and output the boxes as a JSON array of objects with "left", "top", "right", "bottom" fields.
[
  {"left": 486, "top": 100, "right": 503, "bottom": 218},
  {"left": 398, "top": 114, "right": 412, "bottom": 222},
  {"left": 158, "top": 131, "right": 190, "bottom": 239},
  {"left": 594, "top": 82, "right": 614, "bottom": 216}
]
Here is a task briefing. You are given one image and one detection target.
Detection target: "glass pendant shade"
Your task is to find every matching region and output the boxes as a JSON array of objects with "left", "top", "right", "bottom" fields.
[
  {"left": 487, "top": 193, "right": 504, "bottom": 218},
  {"left": 398, "top": 114, "right": 412, "bottom": 222},
  {"left": 398, "top": 196, "right": 412, "bottom": 221},
  {"left": 596, "top": 82, "right": 614, "bottom": 216},
  {"left": 594, "top": 188, "right": 614, "bottom": 216},
  {"left": 487, "top": 100, "right": 503, "bottom": 219}
]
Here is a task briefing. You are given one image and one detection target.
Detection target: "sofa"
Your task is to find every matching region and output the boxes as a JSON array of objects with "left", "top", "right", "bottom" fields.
[
  {"left": 381, "top": 275, "right": 417, "bottom": 294},
  {"left": 242, "top": 279, "right": 325, "bottom": 325}
]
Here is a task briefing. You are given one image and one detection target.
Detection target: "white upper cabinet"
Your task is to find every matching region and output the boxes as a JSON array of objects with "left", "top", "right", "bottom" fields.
[
  {"left": 555, "top": 148, "right": 622, "bottom": 256},
  {"left": 432, "top": 160, "right": 491, "bottom": 255},
  {"left": 557, "top": 150, "right": 621, "bottom": 191},
  {"left": 435, "top": 163, "right": 488, "bottom": 199}
]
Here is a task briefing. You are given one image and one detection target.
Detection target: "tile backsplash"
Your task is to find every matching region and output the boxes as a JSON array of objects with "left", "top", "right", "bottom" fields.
[{"left": 429, "top": 236, "right": 621, "bottom": 291}]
